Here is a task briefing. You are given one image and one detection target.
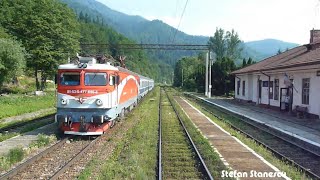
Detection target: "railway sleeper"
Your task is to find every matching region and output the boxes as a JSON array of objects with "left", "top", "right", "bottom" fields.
[
  {"left": 162, "top": 156, "right": 195, "bottom": 162},
  {"left": 164, "top": 164, "right": 200, "bottom": 170},
  {"left": 163, "top": 148, "right": 192, "bottom": 154},
  {"left": 164, "top": 160, "right": 199, "bottom": 167},
  {"left": 162, "top": 141, "right": 190, "bottom": 146},
  {"left": 163, "top": 171, "right": 203, "bottom": 179}
]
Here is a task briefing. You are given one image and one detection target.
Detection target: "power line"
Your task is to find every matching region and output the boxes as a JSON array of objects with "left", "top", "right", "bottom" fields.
[
  {"left": 169, "top": 0, "right": 180, "bottom": 42},
  {"left": 172, "top": 0, "right": 189, "bottom": 43}
]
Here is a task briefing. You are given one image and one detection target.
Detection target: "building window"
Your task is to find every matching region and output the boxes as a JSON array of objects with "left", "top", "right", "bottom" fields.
[
  {"left": 262, "top": 81, "right": 268, "bottom": 87},
  {"left": 242, "top": 80, "right": 245, "bottom": 96},
  {"left": 237, "top": 80, "right": 240, "bottom": 95},
  {"left": 269, "top": 81, "right": 273, "bottom": 99},
  {"left": 274, "top": 79, "right": 279, "bottom": 100},
  {"left": 302, "top": 78, "right": 310, "bottom": 105}
]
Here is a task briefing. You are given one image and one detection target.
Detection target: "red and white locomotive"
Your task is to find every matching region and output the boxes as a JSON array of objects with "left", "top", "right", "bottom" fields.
[{"left": 55, "top": 56, "right": 154, "bottom": 135}]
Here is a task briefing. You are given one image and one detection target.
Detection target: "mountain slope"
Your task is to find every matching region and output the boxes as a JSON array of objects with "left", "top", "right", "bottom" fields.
[
  {"left": 60, "top": 0, "right": 299, "bottom": 64},
  {"left": 245, "top": 39, "right": 299, "bottom": 57},
  {"left": 60, "top": 0, "right": 208, "bottom": 45}
]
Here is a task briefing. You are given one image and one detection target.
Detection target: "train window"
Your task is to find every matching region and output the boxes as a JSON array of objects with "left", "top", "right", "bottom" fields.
[
  {"left": 85, "top": 72, "right": 107, "bottom": 86},
  {"left": 116, "top": 75, "right": 120, "bottom": 85},
  {"left": 109, "top": 75, "right": 115, "bottom": 86},
  {"left": 60, "top": 72, "right": 80, "bottom": 86}
]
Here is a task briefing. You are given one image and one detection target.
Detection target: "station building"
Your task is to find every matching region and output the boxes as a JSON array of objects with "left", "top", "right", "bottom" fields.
[{"left": 232, "top": 30, "right": 320, "bottom": 119}]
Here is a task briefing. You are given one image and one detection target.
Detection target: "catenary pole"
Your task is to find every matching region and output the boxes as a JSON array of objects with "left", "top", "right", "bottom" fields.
[
  {"left": 205, "top": 52, "right": 209, "bottom": 97},
  {"left": 208, "top": 51, "right": 212, "bottom": 98}
]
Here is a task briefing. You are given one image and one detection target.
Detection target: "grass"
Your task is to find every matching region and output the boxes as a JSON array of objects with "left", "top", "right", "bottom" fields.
[
  {"left": 0, "top": 147, "right": 25, "bottom": 171},
  {"left": 0, "top": 92, "right": 55, "bottom": 120},
  {"left": 0, "top": 133, "right": 19, "bottom": 142},
  {"left": 161, "top": 89, "right": 203, "bottom": 179},
  {"left": 0, "top": 76, "right": 55, "bottom": 94},
  {"left": 30, "top": 134, "right": 56, "bottom": 148},
  {"left": 184, "top": 94, "right": 306, "bottom": 180},
  {"left": 0, "top": 134, "right": 56, "bottom": 171},
  {"left": 78, "top": 87, "right": 160, "bottom": 179},
  {"left": 166, "top": 88, "right": 233, "bottom": 179}
]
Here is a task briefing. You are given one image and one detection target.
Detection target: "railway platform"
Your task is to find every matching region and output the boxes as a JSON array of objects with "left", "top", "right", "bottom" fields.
[
  {"left": 175, "top": 96, "right": 289, "bottom": 180},
  {"left": 190, "top": 93, "right": 320, "bottom": 154}
]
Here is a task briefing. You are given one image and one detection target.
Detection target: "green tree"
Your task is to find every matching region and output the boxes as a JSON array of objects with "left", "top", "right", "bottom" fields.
[
  {"left": 207, "top": 28, "right": 242, "bottom": 96},
  {"left": 173, "top": 56, "right": 205, "bottom": 92},
  {"left": 0, "top": 0, "right": 80, "bottom": 90},
  {"left": 0, "top": 38, "right": 25, "bottom": 86},
  {"left": 208, "top": 28, "right": 226, "bottom": 60},
  {"left": 247, "top": 57, "right": 253, "bottom": 65},
  {"left": 0, "top": 26, "right": 10, "bottom": 39},
  {"left": 242, "top": 58, "right": 247, "bottom": 67},
  {"left": 211, "top": 57, "right": 236, "bottom": 96},
  {"left": 225, "top": 29, "right": 242, "bottom": 60},
  {"left": 277, "top": 48, "right": 282, "bottom": 55},
  {"left": 208, "top": 28, "right": 242, "bottom": 61}
]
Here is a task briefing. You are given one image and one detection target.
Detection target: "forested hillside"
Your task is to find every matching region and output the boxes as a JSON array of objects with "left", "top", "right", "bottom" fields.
[
  {"left": 60, "top": 0, "right": 299, "bottom": 67},
  {"left": 77, "top": 16, "right": 169, "bottom": 82},
  {"left": 60, "top": 0, "right": 208, "bottom": 83},
  {"left": 0, "top": 0, "right": 301, "bottom": 90},
  {"left": 0, "top": 0, "right": 168, "bottom": 91}
]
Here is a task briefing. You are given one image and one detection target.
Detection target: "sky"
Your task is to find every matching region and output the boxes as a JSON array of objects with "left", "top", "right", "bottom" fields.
[{"left": 96, "top": 0, "right": 320, "bottom": 44}]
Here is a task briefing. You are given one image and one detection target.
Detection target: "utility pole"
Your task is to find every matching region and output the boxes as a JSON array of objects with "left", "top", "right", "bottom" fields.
[
  {"left": 205, "top": 52, "right": 209, "bottom": 96},
  {"left": 172, "top": 72, "right": 174, "bottom": 85},
  {"left": 208, "top": 51, "right": 212, "bottom": 98},
  {"left": 208, "top": 51, "right": 216, "bottom": 98},
  {"left": 182, "top": 68, "right": 184, "bottom": 87}
]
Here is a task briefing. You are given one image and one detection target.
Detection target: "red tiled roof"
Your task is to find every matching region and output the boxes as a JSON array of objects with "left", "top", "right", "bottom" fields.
[{"left": 232, "top": 43, "right": 320, "bottom": 74}]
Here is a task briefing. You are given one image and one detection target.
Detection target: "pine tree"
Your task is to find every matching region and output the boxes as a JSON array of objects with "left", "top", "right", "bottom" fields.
[
  {"left": 277, "top": 48, "right": 282, "bottom": 55},
  {"left": 247, "top": 57, "right": 253, "bottom": 65},
  {"left": 79, "top": 11, "right": 85, "bottom": 21},
  {"left": 242, "top": 58, "right": 247, "bottom": 67}
]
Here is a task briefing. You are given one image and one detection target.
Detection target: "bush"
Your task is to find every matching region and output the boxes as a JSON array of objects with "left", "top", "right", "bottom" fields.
[{"left": 8, "top": 147, "right": 24, "bottom": 164}]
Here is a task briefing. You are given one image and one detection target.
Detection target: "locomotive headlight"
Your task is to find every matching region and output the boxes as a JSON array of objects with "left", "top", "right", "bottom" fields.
[
  {"left": 61, "top": 98, "right": 68, "bottom": 105},
  {"left": 96, "top": 99, "right": 103, "bottom": 106}
]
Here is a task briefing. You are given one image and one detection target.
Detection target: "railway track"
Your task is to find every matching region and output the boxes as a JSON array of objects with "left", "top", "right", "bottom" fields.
[
  {"left": 187, "top": 94, "right": 320, "bottom": 180},
  {"left": 0, "top": 114, "right": 55, "bottom": 134},
  {"left": 0, "top": 135, "right": 101, "bottom": 179},
  {"left": 158, "top": 88, "right": 212, "bottom": 180}
]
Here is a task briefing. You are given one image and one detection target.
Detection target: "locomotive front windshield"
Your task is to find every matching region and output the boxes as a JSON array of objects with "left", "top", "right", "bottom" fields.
[
  {"left": 60, "top": 72, "right": 80, "bottom": 86},
  {"left": 85, "top": 72, "right": 107, "bottom": 86}
]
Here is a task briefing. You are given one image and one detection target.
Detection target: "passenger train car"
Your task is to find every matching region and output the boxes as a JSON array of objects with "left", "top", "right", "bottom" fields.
[{"left": 55, "top": 56, "right": 154, "bottom": 135}]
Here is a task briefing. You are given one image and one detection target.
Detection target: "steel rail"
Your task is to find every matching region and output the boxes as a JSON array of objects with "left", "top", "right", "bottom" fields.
[
  {"left": 0, "top": 137, "right": 69, "bottom": 180},
  {"left": 157, "top": 88, "right": 162, "bottom": 180},
  {"left": 188, "top": 94, "right": 320, "bottom": 180},
  {"left": 163, "top": 89, "right": 213, "bottom": 180},
  {"left": 50, "top": 136, "right": 101, "bottom": 180}
]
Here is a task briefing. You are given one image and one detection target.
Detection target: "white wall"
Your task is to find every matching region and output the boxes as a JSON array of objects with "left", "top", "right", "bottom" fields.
[
  {"left": 235, "top": 74, "right": 249, "bottom": 101},
  {"left": 290, "top": 72, "right": 320, "bottom": 116},
  {"left": 235, "top": 70, "right": 320, "bottom": 117}
]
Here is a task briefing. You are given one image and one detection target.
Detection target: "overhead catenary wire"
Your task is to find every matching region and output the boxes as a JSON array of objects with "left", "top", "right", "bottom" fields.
[
  {"left": 172, "top": 0, "right": 189, "bottom": 43},
  {"left": 169, "top": 0, "right": 181, "bottom": 42}
]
